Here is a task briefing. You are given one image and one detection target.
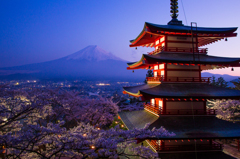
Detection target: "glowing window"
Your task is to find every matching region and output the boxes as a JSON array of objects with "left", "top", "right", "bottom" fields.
[
  {"left": 159, "top": 101, "right": 163, "bottom": 110},
  {"left": 151, "top": 99, "right": 155, "bottom": 105},
  {"left": 161, "top": 71, "right": 164, "bottom": 76},
  {"left": 160, "top": 36, "right": 165, "bottom": 43},
  {"left": 154, "top": 65, "right": 158, "bottom": 70},
  {"left": 159, "top": 64, "right": 165, "bottom": 69},
  {"left": 157, "top": 140, "right": 161, "bottom": 146}
]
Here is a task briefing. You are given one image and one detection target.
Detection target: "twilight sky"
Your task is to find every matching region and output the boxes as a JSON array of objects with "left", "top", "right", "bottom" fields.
[{"left": 1, "top": 0, "right": 240, "bottom": 76}]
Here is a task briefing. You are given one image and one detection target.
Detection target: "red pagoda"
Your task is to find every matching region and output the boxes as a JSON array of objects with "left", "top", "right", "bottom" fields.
[{"left": 119, "top": 0, "right": 240, "bottom": 158}]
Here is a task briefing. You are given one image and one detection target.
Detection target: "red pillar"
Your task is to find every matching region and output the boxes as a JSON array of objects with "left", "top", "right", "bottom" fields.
[
  {"left": 238, "top": 139, "right": 239, "bottom": 151},
  {"left": 165, "top": 35, "right": 168, "bottom": 51},
  {"left": 161, "top": 140, "right": 165, "bottom": 151},
  {"left": 203, "top": 101, "right": 206, "bottom": 114},
  {"left": 163, "top": 98, "right": 166, "bottom": 114},
  {"left": 199, "top": 65, "right": 201, "bottom": 81},
  {"left": 164, "top": 63, "right": 167, "bottom": 82}
]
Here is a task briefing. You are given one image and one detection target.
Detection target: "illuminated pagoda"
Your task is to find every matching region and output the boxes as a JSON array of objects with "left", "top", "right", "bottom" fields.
[{"left": 119, "top": 0, "right": 240, "bottom": 158}]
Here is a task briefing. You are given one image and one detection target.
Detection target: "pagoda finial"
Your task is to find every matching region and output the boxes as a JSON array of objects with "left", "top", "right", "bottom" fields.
[
  {"left": 168, "top": 0, "right": 183, "bottom": 26},
  {"left": 170, "top": 0, "right": 178, "bottom": 19}
]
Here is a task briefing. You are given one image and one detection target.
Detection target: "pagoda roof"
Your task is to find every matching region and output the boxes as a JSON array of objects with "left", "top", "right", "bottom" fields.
[
  {"left": 127, "top": 52, "right": 240, "bottom": 70},
  {"left": 123, "top": 83, "right": 157, "bottom": 96},
  {"left": 130, "top": 22, "right": 237, "bottom": 47},
  {"left": 147, "top": 22, "right": 237, "bottom": 34},
  {"left": 123, "top": 83, "right": 240, "bottom": 99},
  {"left": 119, "top": 110, "right": 240, "bottom": 139}
]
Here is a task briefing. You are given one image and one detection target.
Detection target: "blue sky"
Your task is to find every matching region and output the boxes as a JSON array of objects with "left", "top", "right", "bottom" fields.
[{"left": 0, "top": 0, "right": 240, "bottom": 76}]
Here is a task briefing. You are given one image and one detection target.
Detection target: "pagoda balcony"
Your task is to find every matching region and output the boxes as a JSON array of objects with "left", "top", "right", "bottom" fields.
[
  {"left": 146, "top": 76, "right": 163, "bottom": 84},
  {"left": 166, "top": 77, "right": 211, "bottom": 83},
  {"left": 148, "top": 141, "right": 222, "bottom": 152},
  {"left": 161, "top": 109, "right": 217, "bottom": 115},
  {"left": 144, "top": 103, "right": 216, "bottom": 116},
  {"left": 148, "top": 47, "right": 208, "bottom": 55},
  {"left": 146, "top": 76, "right": 211, "bottom": 83}
]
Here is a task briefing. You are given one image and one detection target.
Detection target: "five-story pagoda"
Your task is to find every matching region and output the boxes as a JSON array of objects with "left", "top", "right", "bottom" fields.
[{"left": 119, "top": 0, "right": 240, "bottom": 158}]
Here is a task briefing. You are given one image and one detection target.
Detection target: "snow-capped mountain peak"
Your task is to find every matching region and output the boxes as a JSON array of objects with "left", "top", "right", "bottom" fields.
[{"left": 65, "top": 45, "right": 124, "bottom": 61}]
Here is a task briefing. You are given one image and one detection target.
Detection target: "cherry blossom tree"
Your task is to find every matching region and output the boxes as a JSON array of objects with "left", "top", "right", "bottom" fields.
[
  {"left": 0, "top": 85, "right": 175, "bottom": 159},
  {"left": 208, "top": 99, "right": 240, "bottom": 121}
]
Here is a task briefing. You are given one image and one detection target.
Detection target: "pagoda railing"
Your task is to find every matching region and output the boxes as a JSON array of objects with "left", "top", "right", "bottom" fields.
[
  {"left": 144, "top": 103, "right": 216, "bottom": 116},
  {"left": 146, "top": 76, "right": 211, "bottom": 83},
  {"left": 148, "top": 141, "right": 222, "bottom": 152},
  {"left": 163, "top": 109, "right": 216, "bottom": 115},
  {"left": 148, "top": 46, "right": 208, "bottom": 55},
  {"left": 166, "top": 47, "right": 208, "bottom": 54},
  {"left": 166, "top": 77, "right": 211, "bottom": 83},
  {"left": 148, "top": 47, "right": 163, "bottom": 55},
  {"left": 159, "top": 144, "right": 222, "bottom": 151},
  {"left": 144, "top": 103, "right": 160, "bottom": 115},
  {"left": 146, "top": 76, "right": 163, "bottom": 82}
]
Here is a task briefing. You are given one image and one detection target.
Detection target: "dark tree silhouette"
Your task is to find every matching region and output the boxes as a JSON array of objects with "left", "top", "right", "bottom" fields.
[
  {"left": 144, "top": 70, "right": 153, "bottom": 83},
  {"left": 231, "top": 78, "right": 240, "bottom": 90},
  {"left": 211, "top": 76, "right": 228, "bottom": 88}
]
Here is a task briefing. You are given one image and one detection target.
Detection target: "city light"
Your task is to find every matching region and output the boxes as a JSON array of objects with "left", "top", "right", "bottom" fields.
[{"left": 96, "top": 83, "right": 110, "bottom": 86}]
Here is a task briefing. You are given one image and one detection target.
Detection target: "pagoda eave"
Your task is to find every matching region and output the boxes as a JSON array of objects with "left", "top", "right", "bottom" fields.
[
  {"left": 140, "top": 92, "right": 240, "bottom": 101},
  {"left": 130, "top": 31, "right": 160, "bottom": 47},
  {"left": 144, "top": 53, "right": 240, "bottom": 65},
  {"left": 119, "top": 110, "right": 240, "bottom": 139},
  {"left": 126, "top": 53, "right": 240, "bottom": 70},
  {"left": 130, "top": 22, "right": 238, "bottom": 47},
  {"left": 122, "top": 90, "right": 142, "bottom": 98},
  {"left": 124, "top": 83, "right": 240, "bottom": 100}
]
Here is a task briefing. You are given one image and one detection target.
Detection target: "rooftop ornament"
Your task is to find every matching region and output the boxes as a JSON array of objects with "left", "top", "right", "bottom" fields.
[{"left": 168, "top": 0, "right": 183, "bottom": 26}]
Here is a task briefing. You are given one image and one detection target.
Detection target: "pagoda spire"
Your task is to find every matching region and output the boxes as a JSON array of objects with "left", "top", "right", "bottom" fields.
[
  {"left": 168, "top": 0, "right": 183, "bottom": 26},
  {"left": 170, "top": 0, "right": 178, "bottom": 19}
]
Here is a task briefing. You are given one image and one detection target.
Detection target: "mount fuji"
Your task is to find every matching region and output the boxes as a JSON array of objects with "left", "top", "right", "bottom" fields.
[
  {"left": 64, "top": 45, "right": 124, "bottom": 62},
  {"left": 0, "top": 45, "right": 145, "bottom": 81}
]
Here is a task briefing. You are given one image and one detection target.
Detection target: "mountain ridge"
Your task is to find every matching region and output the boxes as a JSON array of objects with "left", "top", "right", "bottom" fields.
[
  {"left": 0, "top": 45, "right": 145, "bottom": 81},
  {"left": 63, "top": 45, "right": 126, "bottom": 62}
]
